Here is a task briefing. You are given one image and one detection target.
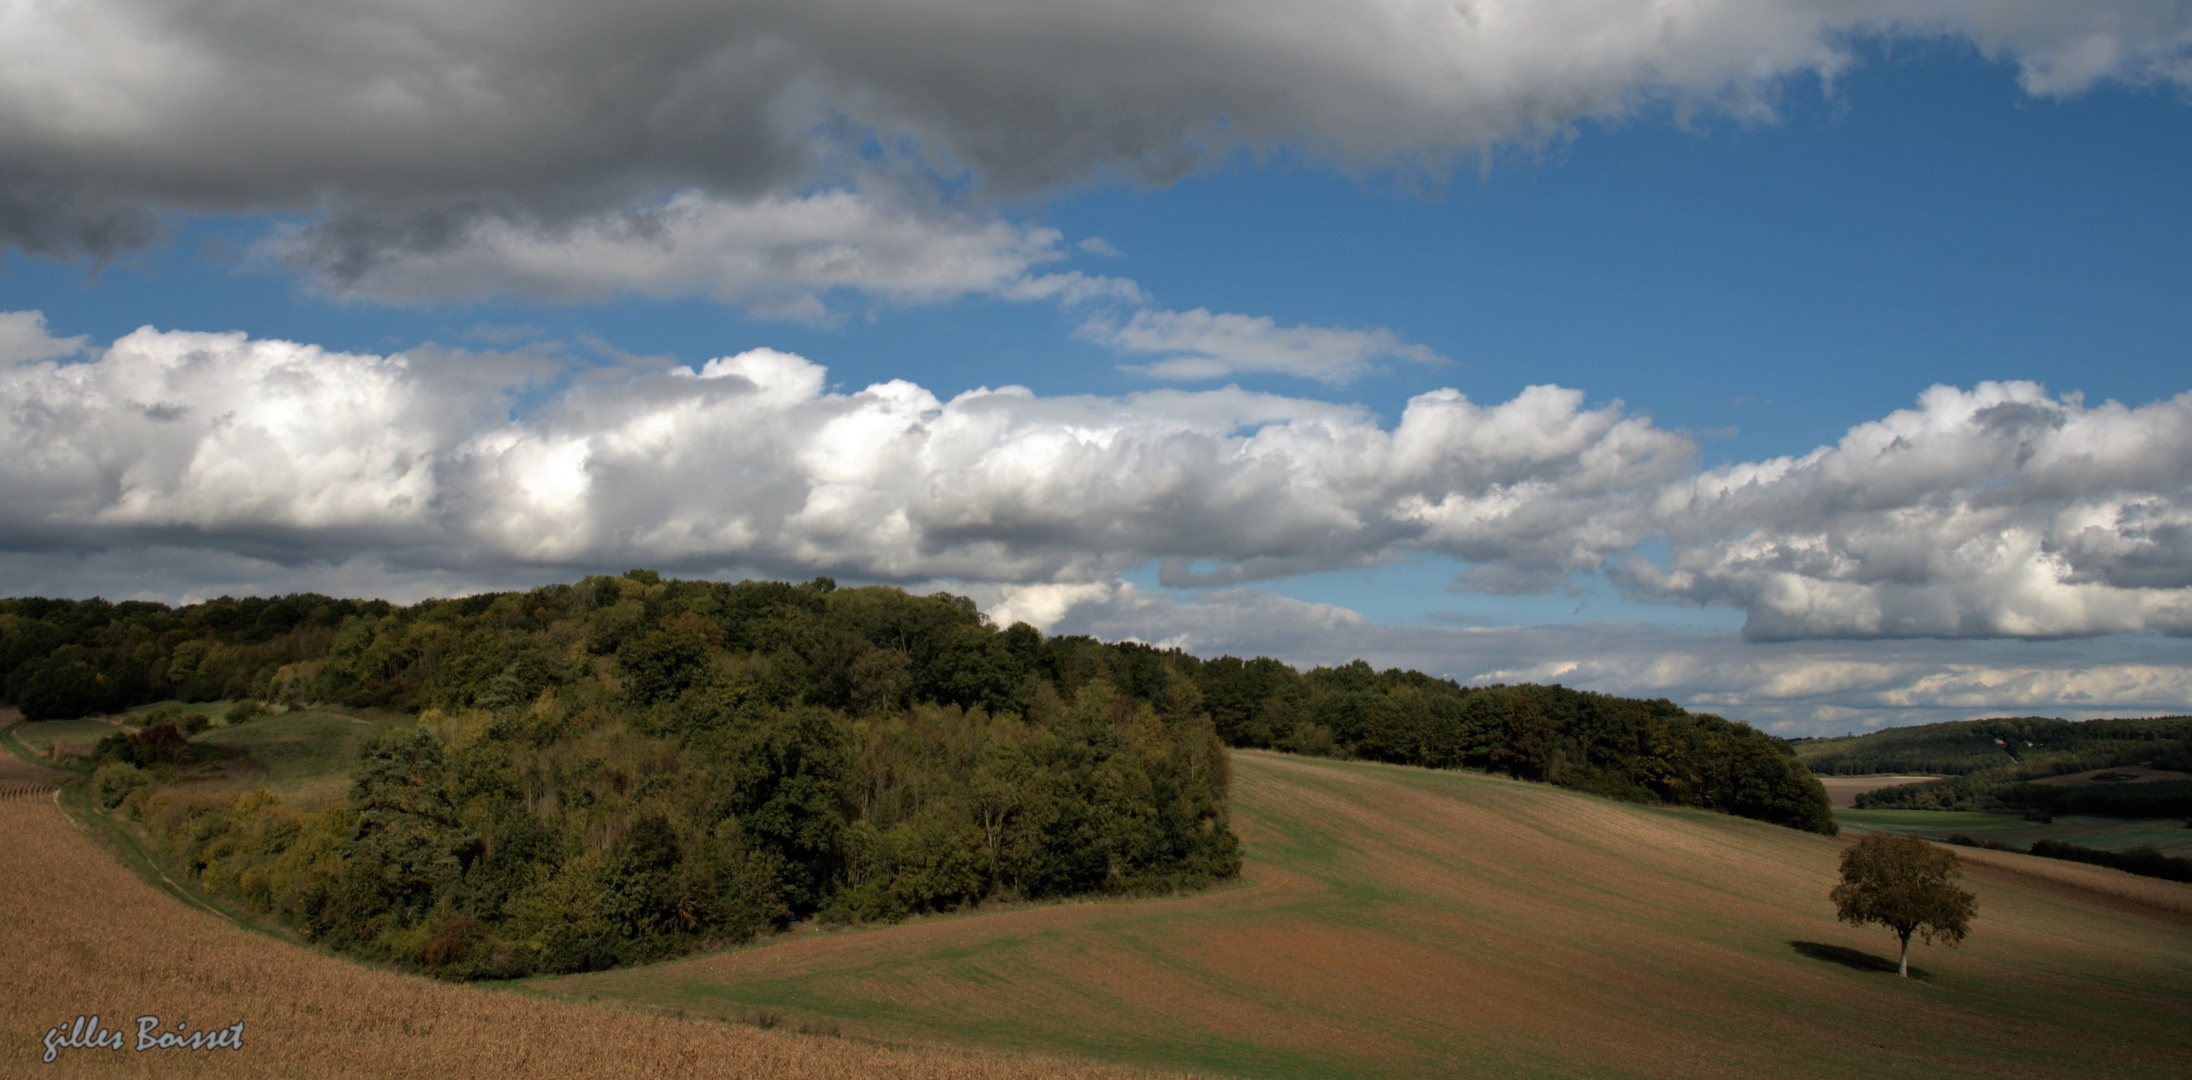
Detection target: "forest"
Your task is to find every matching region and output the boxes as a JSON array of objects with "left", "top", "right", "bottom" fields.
[
  {"left": 3, "top": 572, "right": 1831, "bottom": 978},
  {"left": 1795, "top": 716, "right": 2192, "bottom": 817}
]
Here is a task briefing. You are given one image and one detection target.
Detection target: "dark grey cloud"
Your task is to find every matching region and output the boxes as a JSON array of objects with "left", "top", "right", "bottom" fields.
[{"left": 4, "top": 0, "right": 2188, "bottom": 292}]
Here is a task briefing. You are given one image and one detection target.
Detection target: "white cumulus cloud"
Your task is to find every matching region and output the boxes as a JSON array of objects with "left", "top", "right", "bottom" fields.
[
  {"left": 0, "top": 314, "right": 1686, "bottom": 592},
  {"left": 7, "top": 315, "right": 2192, "bottom": 646},
  {"left": 1629, "top": 381, "right": 2192, "bottom": 639}
]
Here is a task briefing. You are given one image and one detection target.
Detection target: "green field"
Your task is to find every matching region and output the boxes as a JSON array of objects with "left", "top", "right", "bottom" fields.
[
  {"left": 184, "top": 707, "right": 404, "bottom": 807},
  {"left": 192, "top": 708, "right": 384, "bottom": 777},
  {"left": 1838, "top": 809, "right": 2192, "bottom": 858},
  {"left": 7, "top": 716, "right": 124, "bottom": 761},
  {"left": 525, "top": 751, "right": 2192, "bottom": 1080}
]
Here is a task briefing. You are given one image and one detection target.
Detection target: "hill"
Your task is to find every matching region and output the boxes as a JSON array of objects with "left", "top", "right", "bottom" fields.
[
  {"left": 0, "top": 775, "right": 1162, "bottom": 1080},
  {"left": 3, "top": 572, "right": 1829, "bottom": 981},
  {"left": 1795, "top": 716, "right": 2192, "bottom": 820},
  {"left": 527, "top": 751, "right": 2192, "bottom": 1080},
  {"left": 1794, "top": 715, "right": 2192, "bottom": 777}
]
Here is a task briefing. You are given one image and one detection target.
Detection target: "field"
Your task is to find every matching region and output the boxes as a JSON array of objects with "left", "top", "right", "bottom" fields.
[
  {"left": 8, "top": 734, "right": 2191, "bottom": 1079},
  {"left": 0, "top": 781, "right": 1168, "bottom": 1079},
  {"left": 189, "top": 708, "right": 404, "bottom": 808},
  {"left": 7, "top": 716, "right": 128, "bottom": 764},
  {"left": 525, "top": 751, "right": 2192, "bottom": 1080},
  {"left": 1815, "top": 774, "right": 1940, "bottom": 808},
  {"left": 1837, "top": 809, "right": 2192, "bottom": 859}
]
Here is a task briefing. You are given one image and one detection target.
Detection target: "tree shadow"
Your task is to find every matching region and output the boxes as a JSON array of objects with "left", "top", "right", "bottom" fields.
[{"left": 1788, "top": 940, "right": 1931, "bottom": 981}]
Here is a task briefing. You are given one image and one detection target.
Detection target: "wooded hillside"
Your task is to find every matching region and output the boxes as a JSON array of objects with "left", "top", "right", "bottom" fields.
[
  {"left": 1795, "top": 716, "right": 2192, "bottom": 818},
  {"left": 4, "top": 572, "right": 1830, "bottom": 978}
]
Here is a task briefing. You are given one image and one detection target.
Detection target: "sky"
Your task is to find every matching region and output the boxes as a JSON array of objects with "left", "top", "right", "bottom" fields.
[{"left": 2, "top": 1, "right": 2190, "bottom": 736}]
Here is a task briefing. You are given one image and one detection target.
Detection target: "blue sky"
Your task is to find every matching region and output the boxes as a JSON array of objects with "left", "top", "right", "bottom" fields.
[{"left": 3, "top": 7, "right": 2190, "bottom": 733}]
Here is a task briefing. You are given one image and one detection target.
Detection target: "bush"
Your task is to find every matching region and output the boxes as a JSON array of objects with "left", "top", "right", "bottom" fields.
[
  {"left": 223, "top": 700, "right": 263, "bottom": 724},
  {"left": 92, "top": 762, "right": 151, "bottom": 808},
  {"left": 179, "top": 713, "right": 211, "bottom": 735}
]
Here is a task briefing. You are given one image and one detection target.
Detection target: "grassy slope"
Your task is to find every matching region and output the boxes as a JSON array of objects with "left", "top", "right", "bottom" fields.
[
  {"left": 530, "top": 751, "right": 2192, "bottom": 1080},
  {"left": 0, "top": 786, "right": 1162, "bottom": 1080},
  {"left": 189, "top": 708, "right": 399, "bottom": 808}
]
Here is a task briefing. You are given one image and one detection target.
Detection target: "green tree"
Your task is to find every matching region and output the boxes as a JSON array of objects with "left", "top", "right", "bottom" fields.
[{"left": 1830, "top": 833, "right": 1977, "bottom": 978}]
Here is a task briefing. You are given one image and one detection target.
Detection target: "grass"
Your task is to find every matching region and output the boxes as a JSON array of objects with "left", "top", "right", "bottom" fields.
[
  {"left": 192, "top": 708, "right": 390, "bottom": 775},
  {"left": 7, "top": 717, "right": 125, "bottom": 763},
  {"left": 526, "top": 752, "right": 2192, "bottom": 1080},
  {"left": 0, "top": 785, "right": 1168, "bottom": 1079},
  {"left": 1838, "top": 809, "right": 2192, "bottom": 858}
]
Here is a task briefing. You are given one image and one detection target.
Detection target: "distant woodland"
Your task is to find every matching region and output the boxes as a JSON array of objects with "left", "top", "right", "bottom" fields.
[
  {"left": 3, "top": 573, "right": 1830, "bottom": 977},
  {"left": 1796, "top": 716, "right": 2192, "bottom": 818}
]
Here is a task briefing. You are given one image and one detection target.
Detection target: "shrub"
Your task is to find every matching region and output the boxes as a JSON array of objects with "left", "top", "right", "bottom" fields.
[
  {"left": 223, "top": 700, "right": 263, "bottom": 724},
  {"left": 180, "top": 712, "right": 211, "bottom": 735},
  {"left": 92, "top": 762, "right": 151, "bottom": 808}
]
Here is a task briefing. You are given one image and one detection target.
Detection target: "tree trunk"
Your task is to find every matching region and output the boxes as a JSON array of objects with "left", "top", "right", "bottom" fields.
[{"left": 1898, "top": 931, "right": 1911, "bottom": 978}]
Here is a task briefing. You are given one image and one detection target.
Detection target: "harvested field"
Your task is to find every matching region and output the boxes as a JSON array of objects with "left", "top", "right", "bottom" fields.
[
  {"left": 0, "top": 790, "right": 1170, "bottom": 1079},
  {"left": 536, "top": 751, "right": 2192, "bottom": 1080},
  {"left": 1816, "top": 774, "right": 1941, "bottom": 808}
]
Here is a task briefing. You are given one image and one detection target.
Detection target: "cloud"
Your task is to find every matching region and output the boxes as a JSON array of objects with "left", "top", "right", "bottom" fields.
[
  {"left": 1007, "top": 582, "right": 2192, "bottom": 734},
  {"left": 1627, "top": 382, "right": 2192, "bottom": 639},
  {"left": 0, "top": 313, "right": 1685, "bottom": 593},
  {"left": 4, "top": 0, "right": 2188, "bottom": 283},
  {"left": 0, "top": 311, "right": 87, "bottom": 365},
  {"left": 265, "top": 189, "right": 1087, "bottom": 321},
  {"left": 6, "top": 315, "right": 2192, "bottom": 644},
  {"left": 1082, "top": 307, "right": 1441, "bottom": 383}
]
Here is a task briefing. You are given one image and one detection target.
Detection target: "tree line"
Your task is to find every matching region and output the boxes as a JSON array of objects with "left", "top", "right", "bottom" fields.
[
  {"left": 6, "top": 572, "right": 1832, "bottom": 978},
  {"left": 1796, "top": 716, "right": 2192, "bottom": 819},
  {"left": 1795, "top": 715, "right": 2192, "bottom": 778}
]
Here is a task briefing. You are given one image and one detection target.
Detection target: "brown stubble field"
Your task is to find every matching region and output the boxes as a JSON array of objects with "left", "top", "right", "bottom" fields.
[
  {"left": 1815, "top": 775, "right": 1943, "bottom": 808},
  {"left": 0, "top": 786, "right": 1171, "bottom": 1080},
  {"left": 536, "top": 752, "right": 2192, "bottom": 1080}
]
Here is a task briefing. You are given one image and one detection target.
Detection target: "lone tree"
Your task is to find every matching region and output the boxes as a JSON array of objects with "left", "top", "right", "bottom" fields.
[{"left": 1831, "top": 833, "right": 1977, "bottom": 978}]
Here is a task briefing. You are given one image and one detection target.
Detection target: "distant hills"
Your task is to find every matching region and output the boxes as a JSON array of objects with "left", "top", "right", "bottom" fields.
[{"left": 1795, "top": 716, "right": 2192, "bottom": 818}]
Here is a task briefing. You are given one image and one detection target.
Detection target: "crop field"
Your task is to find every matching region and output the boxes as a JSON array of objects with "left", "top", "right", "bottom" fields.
[
  {"left": 1838, "top": 809, "right": 2192, "bottom": 859},
  {"left": 1815, "top": 775, "right": 1940, "bottom": 808},
  {"left": 533, "top": 751, "right": 2192, "bottom": 1080},
  {"left": 0, "top": 715, "right": 72, "bottom": 798},
  {"left": 0, "top": 784, "right": 1169, "bottom": 1080}
]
